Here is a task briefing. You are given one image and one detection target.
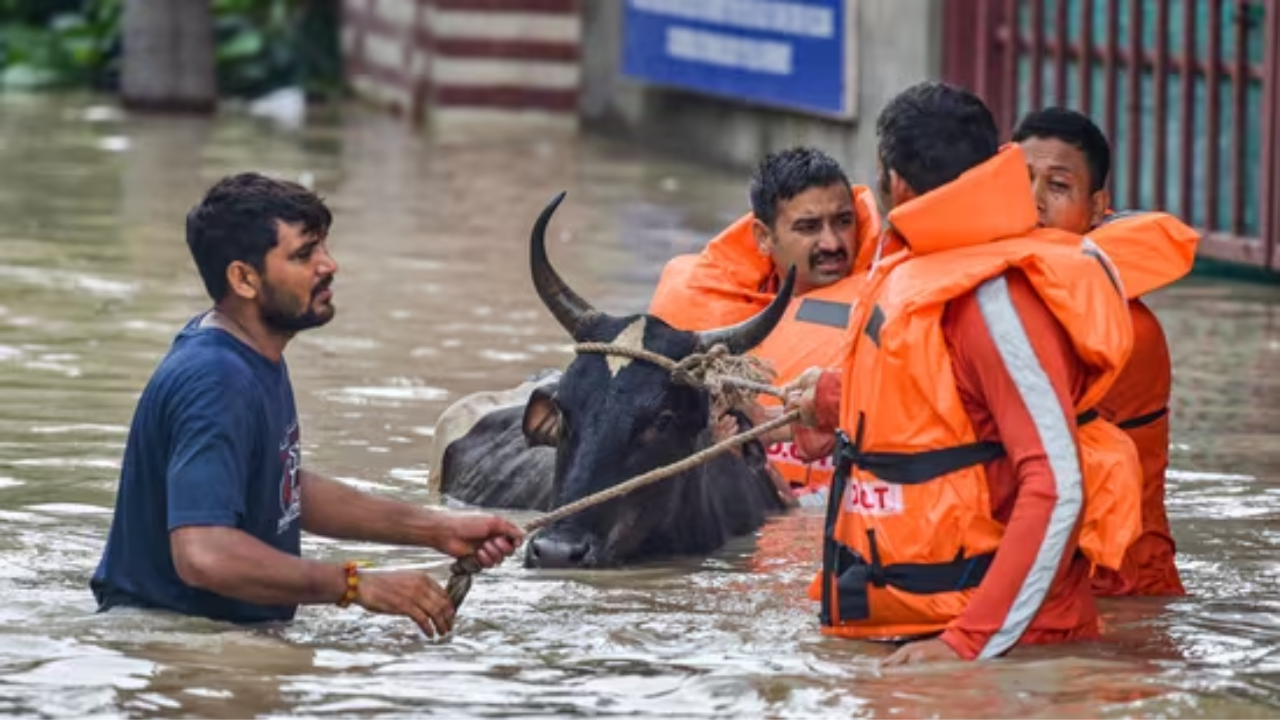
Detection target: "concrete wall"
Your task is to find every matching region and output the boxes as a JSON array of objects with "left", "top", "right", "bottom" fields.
[{"left": 580, "top": 0, "right": 943, "bottom": 180}]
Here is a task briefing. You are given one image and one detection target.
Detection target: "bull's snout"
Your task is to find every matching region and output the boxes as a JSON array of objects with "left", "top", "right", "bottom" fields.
[{"left": 526, "top": 534, "right": 594, "bottom": 568}]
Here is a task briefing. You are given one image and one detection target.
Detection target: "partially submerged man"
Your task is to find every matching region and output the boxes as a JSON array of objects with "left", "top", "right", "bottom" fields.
[
  {"left": 785, "top": 82, "right": 1142, "bottom": 664},
  {"left": 91, "top": 173, "right": 523, "bottom": 637},
  {"left": 1013, "top": 106, "right": 1198, "bottom": 597},
  {"left": 649, "top": 147, "right": 888, "bottom": 502}
]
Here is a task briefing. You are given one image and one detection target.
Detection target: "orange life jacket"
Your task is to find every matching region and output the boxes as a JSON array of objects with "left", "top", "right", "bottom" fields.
[
  {"left": 812, "top": 147, "right": 1142, "bottom": 640},
  {"left": 1085, "top": 210, "right": 1200, "bottom": 299},
  {"left": 650, "top": 185, "right": 889, "bottom": 493},
  {"left": 1084, "top": 210, "right": 1198, "bottom": 596},
  {"left": 749, "top": 274, "right": 866, "bottom": 491}
]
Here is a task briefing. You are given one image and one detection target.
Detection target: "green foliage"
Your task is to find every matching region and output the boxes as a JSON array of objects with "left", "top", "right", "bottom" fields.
[
  {"left": 211, "top": 0, "right": 343, "bottom": 98},
  {"left": 0, "top": 0, "right": 343, "bottom": 98},
  {"left": 0, "top": 0, "right": 119, "bottom": 89}
]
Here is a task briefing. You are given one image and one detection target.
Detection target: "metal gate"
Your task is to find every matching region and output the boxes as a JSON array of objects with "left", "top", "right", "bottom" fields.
[{"left": 943, "top": 0, "right": 1279, "bottom": 272}]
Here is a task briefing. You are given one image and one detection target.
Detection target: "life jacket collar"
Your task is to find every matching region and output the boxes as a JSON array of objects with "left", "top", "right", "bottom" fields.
[{"left": 886, "top": 145, "right": 1039, "bottom": 257}]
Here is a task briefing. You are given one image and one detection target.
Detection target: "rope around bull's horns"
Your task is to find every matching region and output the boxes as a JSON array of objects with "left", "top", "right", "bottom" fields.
[{"left": 443, "top": 343, "right": 802, "bottom": 611}]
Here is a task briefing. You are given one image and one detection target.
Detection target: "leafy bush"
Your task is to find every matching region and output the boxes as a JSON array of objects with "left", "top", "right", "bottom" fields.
[
  {"left": 0, "top": 0, "right": 119, "bottom": 89},
  {"left": 0, "top": 0, "right": 342, "bottom": 98}
]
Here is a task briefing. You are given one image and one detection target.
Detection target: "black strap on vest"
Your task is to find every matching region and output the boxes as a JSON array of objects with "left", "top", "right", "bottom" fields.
[
  {"left": 1117, "top": 406, "right": 1168, "bottom": 430},
  {"left": 819, "top": 430, "right": 852, "bottom": 626},
  {"left": 817, "top": 407, "right": 1130, "bottom": 627},
  {"left": 827, "top": 534, "right": 996, "bottom": 623},
  {"left": 1077, "top": 406, "right": 1168, "bottom": 430},
  {"left": 838, "top": 440, "right": 1006, "bottom": 485},
  {"left": 836, "top": 409, "right": 1107, "bottom": 487},
  {"left": 819, "top": 425, "right": 996, "bottom": 626},
  {"left": 836, "top": 414, "right": 1005, "bottom": 485}
]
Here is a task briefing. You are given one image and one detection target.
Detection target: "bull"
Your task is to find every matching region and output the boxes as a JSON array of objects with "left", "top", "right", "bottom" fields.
[{"left": 431, "top": 192, "right": 796, "bottom": 569}]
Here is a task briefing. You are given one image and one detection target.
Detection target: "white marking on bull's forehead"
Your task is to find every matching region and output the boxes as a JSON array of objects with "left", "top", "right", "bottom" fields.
[{"left": 607, "top": 317, "right": 647, "bottom": 377}]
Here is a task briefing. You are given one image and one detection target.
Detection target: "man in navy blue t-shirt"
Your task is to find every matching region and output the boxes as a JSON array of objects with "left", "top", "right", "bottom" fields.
[{"left": 91, "top": 173, "right": 524, "bottom": 637}]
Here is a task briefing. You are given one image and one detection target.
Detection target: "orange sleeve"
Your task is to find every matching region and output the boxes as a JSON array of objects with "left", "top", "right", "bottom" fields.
[
  {"left": 1092, "top": 298, "right": 1183, "bottom": 596},
  {"left": 792, "top": 370, "right": 842, "bottom": 461},
  {"left": 1096, "top": 299, "right": 1170, "bottom": 425},
  {"left": 938, "top": 272, "right": 1087, "bottom": 660}
]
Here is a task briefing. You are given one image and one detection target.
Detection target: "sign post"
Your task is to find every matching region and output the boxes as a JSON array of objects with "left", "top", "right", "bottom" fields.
[{"left": 621, "top": 0, "right": 859, "bottom": 120}]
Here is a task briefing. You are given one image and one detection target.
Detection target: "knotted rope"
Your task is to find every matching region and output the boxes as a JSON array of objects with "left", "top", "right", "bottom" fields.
[
  {"left": 443, "top": 343, "right": 799, "bottom": 610},
  {"left": 576, "top": 342, "right": 782, "bottom": 409}
]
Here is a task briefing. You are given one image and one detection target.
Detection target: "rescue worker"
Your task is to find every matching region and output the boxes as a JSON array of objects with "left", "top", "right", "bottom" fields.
[
  {"left": 649, "top": 147, "right": 889, "bottom": 502},
  {"left": 784, "top": 82, "right": 1143, "bottom": 665},
  {"left": 1012, "top": 107, "right": 1198, "bottom": 596}
]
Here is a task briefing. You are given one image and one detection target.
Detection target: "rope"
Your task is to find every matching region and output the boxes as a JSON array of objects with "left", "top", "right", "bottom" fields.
[
  {"left": 526, "top": 408, "right": 798, "bottom": 533},
  {"left": 442, "top": 342, "right": 798, "bottom": 610},
  {"left": 575, "top": 342, "right": 785, "bottom": 405}
]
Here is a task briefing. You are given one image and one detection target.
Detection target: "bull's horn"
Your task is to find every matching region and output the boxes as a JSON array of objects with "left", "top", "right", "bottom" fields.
[
  {"left": 694, "top": 264, "right": 796, "bottom": 354},
  {"left": 530, "top": 191, "right": 599, "bottom": 339}
]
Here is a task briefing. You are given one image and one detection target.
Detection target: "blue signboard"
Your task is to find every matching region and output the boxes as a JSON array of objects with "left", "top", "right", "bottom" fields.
[{"left": 621, "top": 0, "right": 857, "bottom": 119}]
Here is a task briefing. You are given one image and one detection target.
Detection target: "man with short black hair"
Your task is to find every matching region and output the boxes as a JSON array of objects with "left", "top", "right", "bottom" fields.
[
  {"left": 91, "top": 173, "right": 523, "bottom": 637},
  {"left": 786, "top": 82, "right": 1139, "bottom": 664},
  {"left": 651, "top": 146, "right": 885, "bottom": 325},
  {"left": 1012, "top": 106, "right": 1112, "bottom": 231},
  {"left": 649, "top": 147, "right": 887, "bottom": 500},
  {"left": 1012, "top": 107, "right": 1194, "bottom": 597}
]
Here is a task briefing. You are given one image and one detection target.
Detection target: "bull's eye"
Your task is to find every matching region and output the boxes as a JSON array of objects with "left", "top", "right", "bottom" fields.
[{"left": 651, "top": 410, "right": 675, "bottom": 434}]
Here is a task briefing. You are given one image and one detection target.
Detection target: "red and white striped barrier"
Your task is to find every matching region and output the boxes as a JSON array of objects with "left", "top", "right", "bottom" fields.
[{"left": 342, "top": 0, "right": 581, "bottom": 129}]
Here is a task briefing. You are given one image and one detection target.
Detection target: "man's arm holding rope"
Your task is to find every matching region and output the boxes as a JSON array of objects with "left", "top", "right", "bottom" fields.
[
  {"left": 300, "top": 469, "right": 524, "bottom": 564},
  {"left": 727, "top": 366, "right": 845, "bottom": 451},
  {"left": 780, "top": 367, "right": 844, "bottom": 458},
  {"left": 737, "top": 403, "right": 792, "bottom": 445}
]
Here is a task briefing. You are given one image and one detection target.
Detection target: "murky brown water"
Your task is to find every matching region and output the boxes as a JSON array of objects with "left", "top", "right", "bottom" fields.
[{"left": 1, "top": 92, "right": 1279, "bottom": 719}]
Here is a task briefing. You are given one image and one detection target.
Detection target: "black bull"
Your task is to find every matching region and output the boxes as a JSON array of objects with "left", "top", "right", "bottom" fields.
[{"left": 432, "top": 192, "right": 797, "bottom": 569}]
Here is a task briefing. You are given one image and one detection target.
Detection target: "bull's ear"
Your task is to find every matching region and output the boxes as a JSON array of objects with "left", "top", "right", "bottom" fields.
[{"left": 522, "top": 386, "right": 561, "bottom": 446}]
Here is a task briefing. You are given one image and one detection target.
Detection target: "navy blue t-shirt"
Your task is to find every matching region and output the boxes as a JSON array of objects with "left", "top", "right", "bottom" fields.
[{"left": 91, "top": 312, "right": 304, "bottom": 623}]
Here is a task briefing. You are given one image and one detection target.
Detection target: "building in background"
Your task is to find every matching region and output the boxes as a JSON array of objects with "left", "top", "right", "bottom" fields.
[
  {"left": 340, "top": 0, "right": 582, "bottom": 131},
  {"left": 340, "top": 0, "right": 1278, "bottom": 275}
]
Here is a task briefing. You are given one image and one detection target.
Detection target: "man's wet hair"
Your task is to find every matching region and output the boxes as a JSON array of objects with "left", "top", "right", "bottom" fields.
[
  {"left": 876, "top": 81, "right": 1000, "bottom": 196},
  {"left": 1012, "top": 106, "right": 1112, "bottom": 193},
  {"left": 749, "top": 146, "right": 851, "bottom": 228},
  {"left": 186, "top": 172, "right": 332, "bottom": 302}
]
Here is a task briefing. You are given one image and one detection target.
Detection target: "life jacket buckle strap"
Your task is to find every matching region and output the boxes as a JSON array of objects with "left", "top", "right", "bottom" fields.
[
  {"left": 866, "top": 529, "right": 887, "bottom": 588},
  {"left": 1118, "top": 406, "right": 1168, "bottom": 430},
  {"left": 834, "top": 429, "right": 855, "bottom": 466},
  {"left": 823, "top": 542, "right": 996, "bottom": 620},
  {"left": 833, "top": 414, "right": 1006, "bottom": 486}
]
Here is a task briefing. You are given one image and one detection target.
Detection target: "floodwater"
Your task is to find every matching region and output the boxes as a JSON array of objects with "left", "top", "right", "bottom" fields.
[{"left": 0, "top": 92, "right": 1278, "bottom": 719}]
